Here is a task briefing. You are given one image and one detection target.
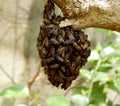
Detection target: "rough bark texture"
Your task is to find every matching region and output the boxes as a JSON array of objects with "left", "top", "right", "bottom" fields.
[{"left": 53, "top": 0, "right": 120, "bottom": 32}]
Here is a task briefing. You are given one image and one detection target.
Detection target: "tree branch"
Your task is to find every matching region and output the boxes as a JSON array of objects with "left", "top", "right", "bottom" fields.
[{"left": 53, "top": 0, "right": 120, "bottom": 32}]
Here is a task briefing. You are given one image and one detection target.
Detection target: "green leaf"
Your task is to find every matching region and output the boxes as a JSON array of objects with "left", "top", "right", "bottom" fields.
[
  {"left": 106, "top": 81, "right": 118, "bottom": 91},
  {"left": 88, "top": 51, "right": 100, "bottom": 61},
  {"left": 92, "top": 72, "right": 110, "bottom": 83},
  {"left": 73, "top": 86, "right": 88, "bottom": 95},
  {"left": 99, "top": 63, "right": 113, "bottom": 72},
  {"left": 91, "top": 83, "right": 106, "bottom": 104},
  {"left": 106, "top": 51, "right": 120, "bottom": 58},
  {"left": 0, "top": 85, "right": 29, "bottom": 98},
  {"left": 71, "top": 94, "right": 89, "bottom": 106},
  {"left": 100, "top": 46, "right": 115, "bottom": 58},
  {"left": 113, "top": 76, "right": 120, "bottom": 92},
  {"left": 80, "top": 69, "right": 92, "bottom": 80},
  {"left": 46, "top": 94, "right": 70, "bottom": 106},
  {"left": 102, "top": 41, "right": 113, "bottom": 48}
]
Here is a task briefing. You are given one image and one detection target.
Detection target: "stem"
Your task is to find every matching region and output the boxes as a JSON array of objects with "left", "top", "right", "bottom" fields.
[
  {"left": 28, "top": 62, "right": 42, "bottom": 90},
  {"left": 88, "top": 59, "right": 102, "bottom": 99}
]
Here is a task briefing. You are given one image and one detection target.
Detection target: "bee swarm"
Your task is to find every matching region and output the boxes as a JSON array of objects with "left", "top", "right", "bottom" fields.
[{"left": 37, "top": 0, "right": 91, "bottom": 90}]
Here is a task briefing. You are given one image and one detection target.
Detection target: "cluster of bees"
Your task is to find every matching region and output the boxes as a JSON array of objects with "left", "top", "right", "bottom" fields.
[{"left": 37, "top": 0, "right": 91, "bottom": 90}]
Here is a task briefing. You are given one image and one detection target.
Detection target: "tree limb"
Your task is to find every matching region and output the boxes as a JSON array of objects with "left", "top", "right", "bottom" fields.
[{"left": 53, "top": 0, "right": 120, "bottom": 32}]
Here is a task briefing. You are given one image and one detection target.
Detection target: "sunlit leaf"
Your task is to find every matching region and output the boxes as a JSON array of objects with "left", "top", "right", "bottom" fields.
[
  {"left": 88, "top": 51, "right": 100, "bottom": 61},
  {"left": 46, "top": 94, "right": 70, "bottom": 106},
  {"left": 92, "top": 72, "right": 110, "bottom": 83},
  {"left": 100, "top": 46, "right": 115, "bottom": 57},
  {"left": 106, "top": 51, "right": 120, "bottom": 57},
  {"left": 0, "top": 85, "right": 29, "bottom": 98},
  {"left": 71, "top": 94, "right": 89, "bottom": 106},
  {"left": 80, "top": 69, "right": 92, "bottom": 80},
  {"left": 113, "top": 76, "right": 120, "bottom": 92}
]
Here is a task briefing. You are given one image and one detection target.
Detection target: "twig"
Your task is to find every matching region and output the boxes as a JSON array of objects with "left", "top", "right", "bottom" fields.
[
  {"left": 0, "top": 65, "right": 16, "bottom": 84},
  {"left": 28, "top": 63, "right": 42, "bottom": 89},
  {"left": 88, "top": 59, "right": 102, "bottom": 99}
]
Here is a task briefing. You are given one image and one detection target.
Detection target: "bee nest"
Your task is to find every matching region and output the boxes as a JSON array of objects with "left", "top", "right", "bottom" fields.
[{"left": 37, "top": 0, "right": 91, "bottom": 90}]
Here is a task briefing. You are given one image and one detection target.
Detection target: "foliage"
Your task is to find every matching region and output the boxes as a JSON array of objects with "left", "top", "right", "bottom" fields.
[
  {"left": 46, "top": 94, "right": 70, "bottom": 106},
  {"left": 47, "top": 29, "right": 120, "bottom": 106},
  {"left": 0, "top": 85, "right": 29, "bottom": 98}
]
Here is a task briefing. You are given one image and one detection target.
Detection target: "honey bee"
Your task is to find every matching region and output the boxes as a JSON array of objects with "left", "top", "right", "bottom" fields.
[
  {"left": 83, "top": 49, "right": 91, "bottom": 57},
  {"left": 66, "top": 29, "right": 75, "bottom": 42},
  {"left": 74, "top": 31, "right": 79, "bottom": 39},
  {"left": 60, "top": 29, "right": 66, "bottom": 38},
  {"left": 70, "top": 63, "right": 79, "bottom": 76},
  {"left": 44, "top": 37, "right": 49, "bottom": 47},
  {"left": 44, "top": 69, "right": 48, "bottom": 74},
  {"left": 65, "top": 70, "right": 71, "bottom": 77},
  {"left": 54, "top": 81, "right": 60, "bottom": 87},
  {"left": 46, "top": 57, "right": 55, "bottom": 63},
  {"left": 52, "top": 18, "right": 60, "bottom": 25},
  {"left": 43, "top": 0, "right": 55, "bottom": 21},
  {"left": 58, "top": 34, "right": 64, "bottom": 43},
  {"left": 64, "top": 78, "right": 72, "bottom": 90},
  {"left": 40, "top": 29, "right": 45, "bottom": 38},
  {"left": 65, "top": 54, "right": 70, "bottom": 61},
  {"left": 39, "top": 47, "right": 47, "bottom": 58},
  {"left": 55, "top": 55, "right": 64, "bottom": 62},
  {"left": 41, "top": 59, "right": 47, "bottom": 67},
  {"left": 70, "top": 63, "right": 76, "bottom": 74},
  {"left": 58, "top": 71, "right": 65, "bottom": 79},
  {"left": 50, "top": 64, "right": 60, "bottom": 69},
  {"left": 68, "top": 34, "right": 75, "bottom": 42},
  {"left": 65, "top": 61, "right": 71, "bottom": 67},
  {"left": 50, "top": 27, "right": 58, "bottom": 35},
  {"left": 56, "top": 71, "right": 65, "bottom": 83},
  {"left": 43, "top": 18, "right": 51, "bottom": 25},
  {"left": 81, "top": 41, "right": 90, "bottom": 50},
  {"left": 72, "top": 42, "right": 81, "bottom": 51},
  {"left": 61, "top": 66, "right": 66, "bottom": 73},
  {"left": 67, "top": 46, "right": 72, "bottom": 55},
  {"left": 44, "top": 28, "right": 51, "bottom": 37},
  {"left": 65, "top": 40, "right": 71, "bottom": 45},
  {"left": 57, "top": 47, "right": 65, "bottom": 55},
  {"left": 64, "top": 54, "right": 71, "bottom": 67},
  {"left": 77, "top": 39, "right": 81, "bottom": 45},
  {"left": 49, "top": 47, "right": 55, "bottom": 56},
  {"left": 81, "top": 58, "right": 87, "bottom": 65},
  {"left": 50, "top": 38, "right": 60, "bottom": 45},
  {"left": 48, "top": 75, "right": 55, "bottom": 85}
]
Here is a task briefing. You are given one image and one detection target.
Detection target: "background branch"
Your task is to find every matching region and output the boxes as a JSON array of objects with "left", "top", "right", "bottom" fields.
[{"left": 53, "top": 0, "right": 120, "bottom": 32}]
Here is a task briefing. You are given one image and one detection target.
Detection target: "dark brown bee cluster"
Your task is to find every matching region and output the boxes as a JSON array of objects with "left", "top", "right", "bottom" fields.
[{"left": 37, "top": 0, "right": 91, "bottom": 90}]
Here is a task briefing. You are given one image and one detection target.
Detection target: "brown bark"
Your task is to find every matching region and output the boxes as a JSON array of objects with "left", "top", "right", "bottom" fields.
[{"left": 53, "top": 0, "right": 120, "bottom": 32}]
